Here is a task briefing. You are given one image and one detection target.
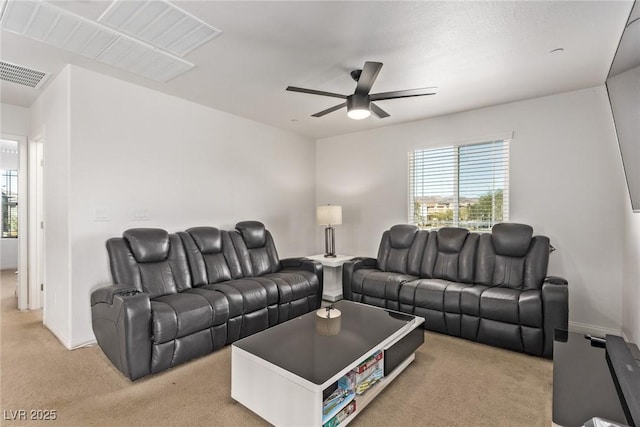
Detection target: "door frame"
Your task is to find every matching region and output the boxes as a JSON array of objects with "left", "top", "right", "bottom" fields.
[{"left": 28, "top": 134, "right": 44, "bottom": 310}]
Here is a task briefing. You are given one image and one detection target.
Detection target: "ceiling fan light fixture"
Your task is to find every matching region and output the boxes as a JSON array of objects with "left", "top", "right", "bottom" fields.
[
  {"left": 346, "top": 95, "right": 371, "bottom": 120},
  {"left": 347, "top": 108, "right": 371, "bottom": 120}
]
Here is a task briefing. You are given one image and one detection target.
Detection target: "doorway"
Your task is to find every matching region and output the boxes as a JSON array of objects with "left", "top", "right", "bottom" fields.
[{"left": 1, "top": 134, "right": 27, "bottom": 310}]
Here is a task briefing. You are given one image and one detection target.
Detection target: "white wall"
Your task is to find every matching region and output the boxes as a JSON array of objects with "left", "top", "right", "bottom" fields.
[
  {"left": 622, "top": 205, "right": 640, "bottom": 342},
  {"left": 1, "top": 104, "right": 30, "bottom": 270},
  {"left": 34, "top": 66, "right": 316, "bottom": 347},
  {"left": 1, "top": 103, "right": 30, "bottom": 135},
  {"left": 29, "top": 66, "right": 72, "bottom": 345},
  {"left": 317, "top": 86, "right": 627, "bottom": 335}
]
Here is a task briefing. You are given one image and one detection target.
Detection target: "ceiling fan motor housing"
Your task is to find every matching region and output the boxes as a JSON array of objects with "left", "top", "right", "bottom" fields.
[{"left": 347, "top": 94, "right": 370, "bottom": 111}]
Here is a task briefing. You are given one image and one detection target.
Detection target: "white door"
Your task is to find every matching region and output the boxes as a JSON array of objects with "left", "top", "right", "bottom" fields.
[{"left": 28, "top": 139, "right": 44, "bottom": 310}]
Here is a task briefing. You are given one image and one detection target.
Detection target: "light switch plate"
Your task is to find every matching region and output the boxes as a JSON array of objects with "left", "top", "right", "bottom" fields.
[
  {"left": 93, "top": 208, "right": 110, "bottom": 222},
  {"left": 132, "top": 208, "right": 149, "bottom": 221}
]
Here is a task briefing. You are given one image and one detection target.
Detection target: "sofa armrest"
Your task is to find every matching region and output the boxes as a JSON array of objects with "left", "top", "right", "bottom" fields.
[
  {"left": 342, "top": 257, "right": 377, "bottom": 300},
  {"left": 280, "top": 257, "right": 324, "bottom": 308},
  {"left": 542, "top": 276, "right": 569, "bottom": 358},
  {"left": 91, "top": 284, "right": 140, "bottom": 305},
  {"left": 544, "top": 276, "right": 568, "bottom": 286},
  {"left": 91, "top": 285, "right": 152, "bottom": 380}
]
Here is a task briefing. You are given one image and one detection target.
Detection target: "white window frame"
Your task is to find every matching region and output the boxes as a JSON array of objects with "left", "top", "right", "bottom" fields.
[{"left": 408, "top": 135, "right": 511, "bottom": 231}]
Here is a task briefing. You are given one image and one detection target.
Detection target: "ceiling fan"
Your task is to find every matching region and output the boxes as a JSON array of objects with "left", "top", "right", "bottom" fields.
[{"left": 286, "top": 61, "right": 436, "bottom": 120}]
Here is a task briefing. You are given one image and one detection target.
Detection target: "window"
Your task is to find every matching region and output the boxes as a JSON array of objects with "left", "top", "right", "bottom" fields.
[
  {"left": 409, "top": 139, "right": 509, "bottom": 231},
  {"left": 1, "top": 169, "right": 18, "bottom": 238}
]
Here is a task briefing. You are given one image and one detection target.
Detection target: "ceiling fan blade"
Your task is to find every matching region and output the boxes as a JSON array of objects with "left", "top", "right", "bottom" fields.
[
  {"left": 286, "top": 86, "right": 347, "bottom": 99},
  {"left": 311, "top": 102, "right": 347, "bottom": 117},
  {"left": 370, "top": 103, "right": 390, "bottom": 119},
  {"left": 370, "top": 87, "right": 437, "bottom": 101},
  {"left": 354, "top": 61, "right": 383, "bottom": 96}
]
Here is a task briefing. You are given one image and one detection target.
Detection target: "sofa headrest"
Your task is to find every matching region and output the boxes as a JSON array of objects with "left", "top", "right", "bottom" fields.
[
  {"left": 186, "top": 227, "right": 222, "bottom": 254},
  {"left": 123, "top": 228, "right": 169, "bottom": 263},
  {"left": 389, "top": 224, "right": 419, "bottom": 249},
  {"left": 236, "top": 221, "right": 266, "bottom": 249},
  {"left": 492, "top": 223, "right": 533, "bottom": 257},
  {"left": 436, "top": 227, "right": 469, "bottom": 253}
]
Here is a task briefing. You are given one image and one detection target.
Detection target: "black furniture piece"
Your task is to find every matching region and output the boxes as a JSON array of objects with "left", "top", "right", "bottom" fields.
[
  {"left": 90, "top": 221, "right": 322, "bottom": 380},
  {"left": 343, "top": 223, "right": 568, "bottom": 357},
  {"left": 553, "top": 330, "right": 639, "bottom": 427}
]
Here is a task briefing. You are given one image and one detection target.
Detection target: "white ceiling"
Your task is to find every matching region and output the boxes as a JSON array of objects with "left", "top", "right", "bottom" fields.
[{"left": 0, "top": 1, "right": 634, "bottom": 139}]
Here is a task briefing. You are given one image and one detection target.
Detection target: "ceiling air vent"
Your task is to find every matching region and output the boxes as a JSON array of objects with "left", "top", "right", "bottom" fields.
[{"left": 0, "top": 60, "right": 49, "bottom": 89}]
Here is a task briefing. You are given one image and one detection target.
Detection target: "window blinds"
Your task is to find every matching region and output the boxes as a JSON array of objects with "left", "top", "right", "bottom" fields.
[{"left": 409, "top": 140, "right": 509, "bottom": 230}]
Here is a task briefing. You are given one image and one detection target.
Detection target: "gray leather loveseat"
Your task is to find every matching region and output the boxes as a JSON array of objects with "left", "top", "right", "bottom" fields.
[
  {"left": 343, "top": 223, "right": 568, "bottom": 357},
  {"left": 91, "top": 221, "right": 322, "bottom": 380}
]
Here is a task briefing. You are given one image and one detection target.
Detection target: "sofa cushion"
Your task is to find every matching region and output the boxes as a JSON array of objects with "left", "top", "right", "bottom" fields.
[
  {"left": 187, "top": 227, "right": 222, "bottom": 254},
  {"left": 183, "top": 288, "right": 230, "bottom": 326},
  {"left": 203, "top": 279, "right": 272, "bottom": 316},
  {"left": 420, "top": 228, "right": 474, "bottom": 282},
  {"left": 389, "top": 224, "right": 419, "bottom": 248},
  {"left": 261, "top": 270, "right": 318, "bottom": 302},
  {"left": 179, "top": 229, "right": 239, "bottom": 286},
  {"left": 492, "top": 223, "right": 533, "bottom": 257},
  {"left": 138, "top": 262, "right": 179, "bottom": 297},
  {"left": 460, "top": 284, "right": 489, "bottom": 317},
  {"left": 480, "top": 287, "right": 520, "bottom": 324},
  {"left": 124, "top": 228, "right": 170, "bottom": 263},
  {"left": 151, "top": 293, "right": 216, "bottom": 344},
  {"left": 376, "top": 228, "right": 427, "bottom": 276},
  {"left": 236, "top": 221, "right": 267, "bottom": 249},
  {"left": 518, "top": 290, "right": 542, "bottom": 328},
  {"left": 352, "top": 269, "right": 416, "bottom": 301},
  {"left": 437, "top": 227, "right": 469, "bottom": 253},
  {"left": 230, "top": 225, "right": 280, "bottom": 277}
]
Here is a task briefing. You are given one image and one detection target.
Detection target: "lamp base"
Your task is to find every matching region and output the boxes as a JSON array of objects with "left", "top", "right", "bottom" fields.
[{"left": 324, "top": 226, "right": 336, "bottom": 258}]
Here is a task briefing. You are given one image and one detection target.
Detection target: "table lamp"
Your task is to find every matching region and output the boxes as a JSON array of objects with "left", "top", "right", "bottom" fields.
[{"left": 317, "top": 204, "right": 342, "bottom": 258}]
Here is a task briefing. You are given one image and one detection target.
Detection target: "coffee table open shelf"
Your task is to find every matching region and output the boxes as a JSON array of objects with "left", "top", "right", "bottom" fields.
[{"left": 231, "top": 300, "right": 425, "bottom": 426}]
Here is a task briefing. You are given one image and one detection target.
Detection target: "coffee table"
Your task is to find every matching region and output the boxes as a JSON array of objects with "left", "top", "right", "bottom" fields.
[{"left": 231, "top": 300, "right": 425, "bottom": 426}]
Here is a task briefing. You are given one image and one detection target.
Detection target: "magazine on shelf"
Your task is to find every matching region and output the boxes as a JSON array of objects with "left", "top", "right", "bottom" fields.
[{"left": 323, "top": 400, "right": 356, "bottom": 427}]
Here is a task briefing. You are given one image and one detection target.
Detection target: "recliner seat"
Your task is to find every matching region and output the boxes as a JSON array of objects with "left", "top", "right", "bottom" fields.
[
  {"left": 343, "top": 223, "right": 568, "bottom": 357},
  {"left": 230, "top": 221, "right": 322, "bottom": 321},
  {"left": 399, "top": 227, "right": 479, "bottom": 336},
  {"left": 346, "top": 224, "right": 427, "bottom": 311}
]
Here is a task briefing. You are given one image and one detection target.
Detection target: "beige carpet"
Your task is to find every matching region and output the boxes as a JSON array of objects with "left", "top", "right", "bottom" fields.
[{"left": 0, "top": 269, "right": 552, "bottom": 426}]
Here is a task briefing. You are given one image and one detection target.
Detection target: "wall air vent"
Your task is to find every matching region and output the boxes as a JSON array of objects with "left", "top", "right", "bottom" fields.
[{"left": 0, "top": 60, "right": 49, "bottom": 88}]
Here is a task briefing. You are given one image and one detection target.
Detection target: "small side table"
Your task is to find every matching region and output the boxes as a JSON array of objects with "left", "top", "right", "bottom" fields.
[{"left": 306, "top": 254, "right": 354, "bottom": 302}]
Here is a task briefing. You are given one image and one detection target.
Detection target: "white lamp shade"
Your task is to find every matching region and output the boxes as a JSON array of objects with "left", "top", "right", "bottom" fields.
[{"left": 317, "top": 205, "right": 342, "bottom": 225}]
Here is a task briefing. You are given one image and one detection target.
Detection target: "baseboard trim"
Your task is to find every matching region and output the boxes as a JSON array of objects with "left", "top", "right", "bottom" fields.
[
  {"left": 70, "top": 336, "right": 97, "bottom": 350},
  {"left": 43, "top": 321, "right": 72, "bottom": 349},
  {"left": 569, "top": 321, "right": 621, "bottom": 337}
]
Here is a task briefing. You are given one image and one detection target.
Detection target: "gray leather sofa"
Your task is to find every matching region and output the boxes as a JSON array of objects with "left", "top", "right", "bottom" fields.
[
  {"left": 343, "top": 223, "right": 568, "bottom": 357},
  {"left": 91, "top": 221, "right": 322, "bottom": 380}
]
